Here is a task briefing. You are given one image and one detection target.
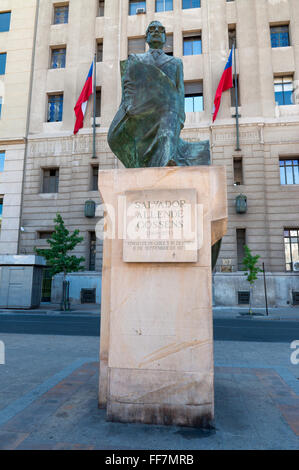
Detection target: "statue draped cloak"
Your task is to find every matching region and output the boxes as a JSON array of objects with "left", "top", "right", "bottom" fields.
[{"left": 108, "top": 52, "right": 210, "bottom": 168}]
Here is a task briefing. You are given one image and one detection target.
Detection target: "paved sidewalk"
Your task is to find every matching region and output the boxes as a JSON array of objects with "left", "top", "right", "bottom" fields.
[
  {"left": 1, "top": 304, "right": 299, "bottom": 321},
  {"left": 0, "top": 334, "right": 298, "bottom": 450},
  {"left": 0, "top": 303, "right": 101, "bottom": 317},
  {"left": 213, "top": 306, "right": 299, "bottom": 321}
]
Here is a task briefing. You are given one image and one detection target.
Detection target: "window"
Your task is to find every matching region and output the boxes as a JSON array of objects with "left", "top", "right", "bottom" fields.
[
  {"left": 91, "top": 165, "right": 99, "bottom": 191},
  {"left": 155, "top": 0, "right": 173, "bottom": 12},
  {"left": 128, "top": 37, "right": 146, "bottom": 55},
  {"left": 270, "top": 25, "right": 290, "bottom": 48},
  {"left": 279, "top": 158, "right": 299, "bottom": 185},
  {"left": 38, "top": 231, "right": 54, "bottom": 240},
  {"left": 98, "top": 1, "right": 105, "bottom": 17},
  {"left": 284, "top": 228, "right": 299, "bottom": 271},
  {"left": 0, "top": 152, "right": 5, "bottom": 172},
  {"left": 53, "top": 4, "right": 69, "bottom": 24},
  {"left": 233, "top": 157, "right": 243, "bottom": 185},
  {"left": 228, "top": 25, "right": 236, "bottom": 49},
  {"left": 0, "top": 53, "right": 7, "bottom": 75},
  {"left": 231, "top": 76, "right": 241, "bottom": 107},
  {"left": 129, "top": 1, "right": 146, "bottom": 15},
  {"left": 0, "top": 195, "right": 3, "bottom": 231},
  {"left": 42, "top": 169, "right": 59, "bottom": 193},
  {"left": 96, "top": 89, "right": 101, "bottom": 117},
  {"left": 164, "top": 34, "right": 173, "bottom": 56},
  {"left": 184, "top": 82, "right": 203, "bottom": 112},
  {"left": 89, "top": 232, "right": 96, "bottom": 271},
  {"left": 47, "top": 94, "right": 63, "bottom": 122},
  {"left": 183, "top": 34, "right": 202, "bottom": 55},
  {"left": 236, "top": 229, "right": 246, "bottom": 271},
  {"left": 50, "top": 47, "right": 66, "bottom": 69},
  {"left": 0, "top": 12, "right": 11, "bottom": 32},
  {"left": 274, "top": 76, "right": 293, "bottom": 106},
  {"left": 96, "top": 40, "right": 103, "bottom": 62},
  {"left": 182, "top": 0, "right": 200, "bottom": 9}
]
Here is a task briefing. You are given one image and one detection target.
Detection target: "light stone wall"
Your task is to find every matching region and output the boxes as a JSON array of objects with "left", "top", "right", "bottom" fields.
[
  {"left": 14, "top": 1, "right": 299, "bottom": 296},
  {"left": 0, "top": 0, "right": 37, "bottom": 254}
]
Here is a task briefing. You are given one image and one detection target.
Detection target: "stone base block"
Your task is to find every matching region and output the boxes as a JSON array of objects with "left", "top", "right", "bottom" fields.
[{"left": 107, "top": 402, "right": 214, "bottom": 428}]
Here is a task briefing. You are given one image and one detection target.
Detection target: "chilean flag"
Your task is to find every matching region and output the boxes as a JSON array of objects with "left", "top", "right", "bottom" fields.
[
  {"left": 73, "top": 62, "right": 94, "bottom": 135},
  {"left": 212, "top": 47, "right": 234, "bottom": 122}
]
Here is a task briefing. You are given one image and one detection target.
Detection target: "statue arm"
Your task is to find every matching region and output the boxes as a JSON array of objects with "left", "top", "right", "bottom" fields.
[{"left": 177, "top": 59, "right": 186, "bottom": 127}]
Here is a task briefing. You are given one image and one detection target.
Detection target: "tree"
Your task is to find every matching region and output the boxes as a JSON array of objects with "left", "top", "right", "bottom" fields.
[
  {"left": 242, "top": 245, "right": 262, "bottom": 315},
  {"left": 35, "top": 213, "right": 85, "bottom": 310}
]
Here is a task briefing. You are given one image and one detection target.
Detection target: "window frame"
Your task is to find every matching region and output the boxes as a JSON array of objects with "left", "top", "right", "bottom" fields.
[
  {"left": 228, "top": 25, "right": 237, "bottom": 49},
  {"left": 128, "top": 37, "right": 146, "bottom": 55},
  {"left": 37, "top": 231, "right": 54, "bottom": 240},
  {"left": 155, "top": 0, "right": 173, "bottom": 13},
  {"left": 184, "top": 81, "right": 204, "bottom": 112},
  {"left": 284, "top": 228, "right": 299, "bottom": 272},
  {"left": 182, "top": 0, "right": 201, "bottom": 9},
  {"left": 279, "top": 158, "right": 299, "bottom": 185},
  {"left": 270, "top": 24, "right": 290, "bottom": 48},
  {"left": 129, "top": 0, "right": 146, "bottom": 15},
  {"left": 53, "top": 3, "right": 69, "bottom": 25},
  {"left": 98, "top": 0, "right": 105, "bottom": 17},
  {"left": 91, "top": 164, "right": 99, "bottom": 191},
  {"left": 0, "top": 53, "right": 7, "bottom": 75},
  {"left": 96, "top": 88, "right": 101, "bottom": 118},
  {"left": 47, "top": 93, "right": 64, "bottom": 122},
  {"left": 274, "top": 76, "right": 294, "bottom": 106},
  {"left": 183, "top": 34, "right": 202, "bottom": 56},
  {"left": 231, "top": 76, "right": 241, "bottom": 107},
  {"left": 236, "top": 228, "right": 246, "bottom": 271},
  {"left": 42, "top": 168, "right": 59, "bottom": 194},
  {"left": 0, "top": 152, "right": 5, "bottom": 172},
  {"left": 50, "top": 46, "right": 66, "bottom": 69},
  {"left": 89, "top": 231, "right": 97, "bottom": 271},
  {"left": 96, "top": 39, "right": 103, "bottom": 62},
  {"left": 233, "top": 157, "right": 243, "bottom": 186},
  {"left": 0, "top": 11, "right": 11, "bottom": 33}
]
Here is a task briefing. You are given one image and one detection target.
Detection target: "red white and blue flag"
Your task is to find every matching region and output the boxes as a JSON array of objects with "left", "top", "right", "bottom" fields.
[
  {"left": 212, "top": 47, "right": 234, "bottom": 122},
  {"left": 73, "top": 61, "right": 94, "bottom": 135}
]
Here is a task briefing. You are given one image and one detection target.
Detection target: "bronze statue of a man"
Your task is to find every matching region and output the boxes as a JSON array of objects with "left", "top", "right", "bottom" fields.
[
  {"left": 108, "top": 21, "right": 221, "bottom": 266},
  {"left": 108, "top": 20, "right": 210, "bottom": 168}
]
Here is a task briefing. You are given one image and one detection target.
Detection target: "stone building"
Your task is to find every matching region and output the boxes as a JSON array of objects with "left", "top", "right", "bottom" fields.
[
  {"left": 1, "top": 0, "right": 299, "bottom": 306},
  {"left": 0, "top": 0, "right": 37, "bottom": 255}
]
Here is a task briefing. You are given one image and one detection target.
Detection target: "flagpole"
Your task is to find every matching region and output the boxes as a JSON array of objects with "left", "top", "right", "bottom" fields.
[
  {"left": 233, "top": 42, "right": 241, "bottom": 151},
  {"left": 92, "top": 53, "right": 97, "bottom": 159}
]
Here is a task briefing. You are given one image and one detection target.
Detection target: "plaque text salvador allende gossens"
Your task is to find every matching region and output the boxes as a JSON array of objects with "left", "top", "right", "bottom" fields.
[{"left": 123, "top": 188, "right": 203, "bottom": 263}]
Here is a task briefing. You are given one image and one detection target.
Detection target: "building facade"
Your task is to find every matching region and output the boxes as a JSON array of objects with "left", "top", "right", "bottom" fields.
[
  {"left": 1, "top": 0, "right": 299, "bottom": 306},
  {"left": 0, "top": 0, "right": 37, "bottom": 255}
]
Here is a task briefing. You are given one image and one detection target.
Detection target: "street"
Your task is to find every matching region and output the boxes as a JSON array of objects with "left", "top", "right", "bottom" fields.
[{"left": 0, "top": 313, "right": 299, "bottom": 342}]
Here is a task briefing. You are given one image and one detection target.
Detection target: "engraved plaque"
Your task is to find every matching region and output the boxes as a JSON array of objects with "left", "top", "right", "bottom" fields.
[{"left": 123, "top": 188, "right": 201, "bottom": 263}]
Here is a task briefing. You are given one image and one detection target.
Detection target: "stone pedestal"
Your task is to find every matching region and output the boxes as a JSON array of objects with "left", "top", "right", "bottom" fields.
[{"left": 98, "top": 166, "right": 227, "bottom": 428}]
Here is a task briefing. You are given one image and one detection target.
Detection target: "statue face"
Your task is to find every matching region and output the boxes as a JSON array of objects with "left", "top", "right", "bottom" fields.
[{"left": 146, "top": 22, "right": 166, "bottom": 49}]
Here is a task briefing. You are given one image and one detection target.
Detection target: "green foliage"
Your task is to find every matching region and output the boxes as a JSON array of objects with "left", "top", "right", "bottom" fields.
[
  {"left": 35, "top": 213, "right": 85, "bottom": 278},
  {"left": 242, "top": 245, "right": 262, "bottom": 285}
]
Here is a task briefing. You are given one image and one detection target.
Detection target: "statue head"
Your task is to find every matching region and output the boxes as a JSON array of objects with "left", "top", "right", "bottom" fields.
[{"left": 146, "top": 21, "right": 166, "bottom": 50}]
